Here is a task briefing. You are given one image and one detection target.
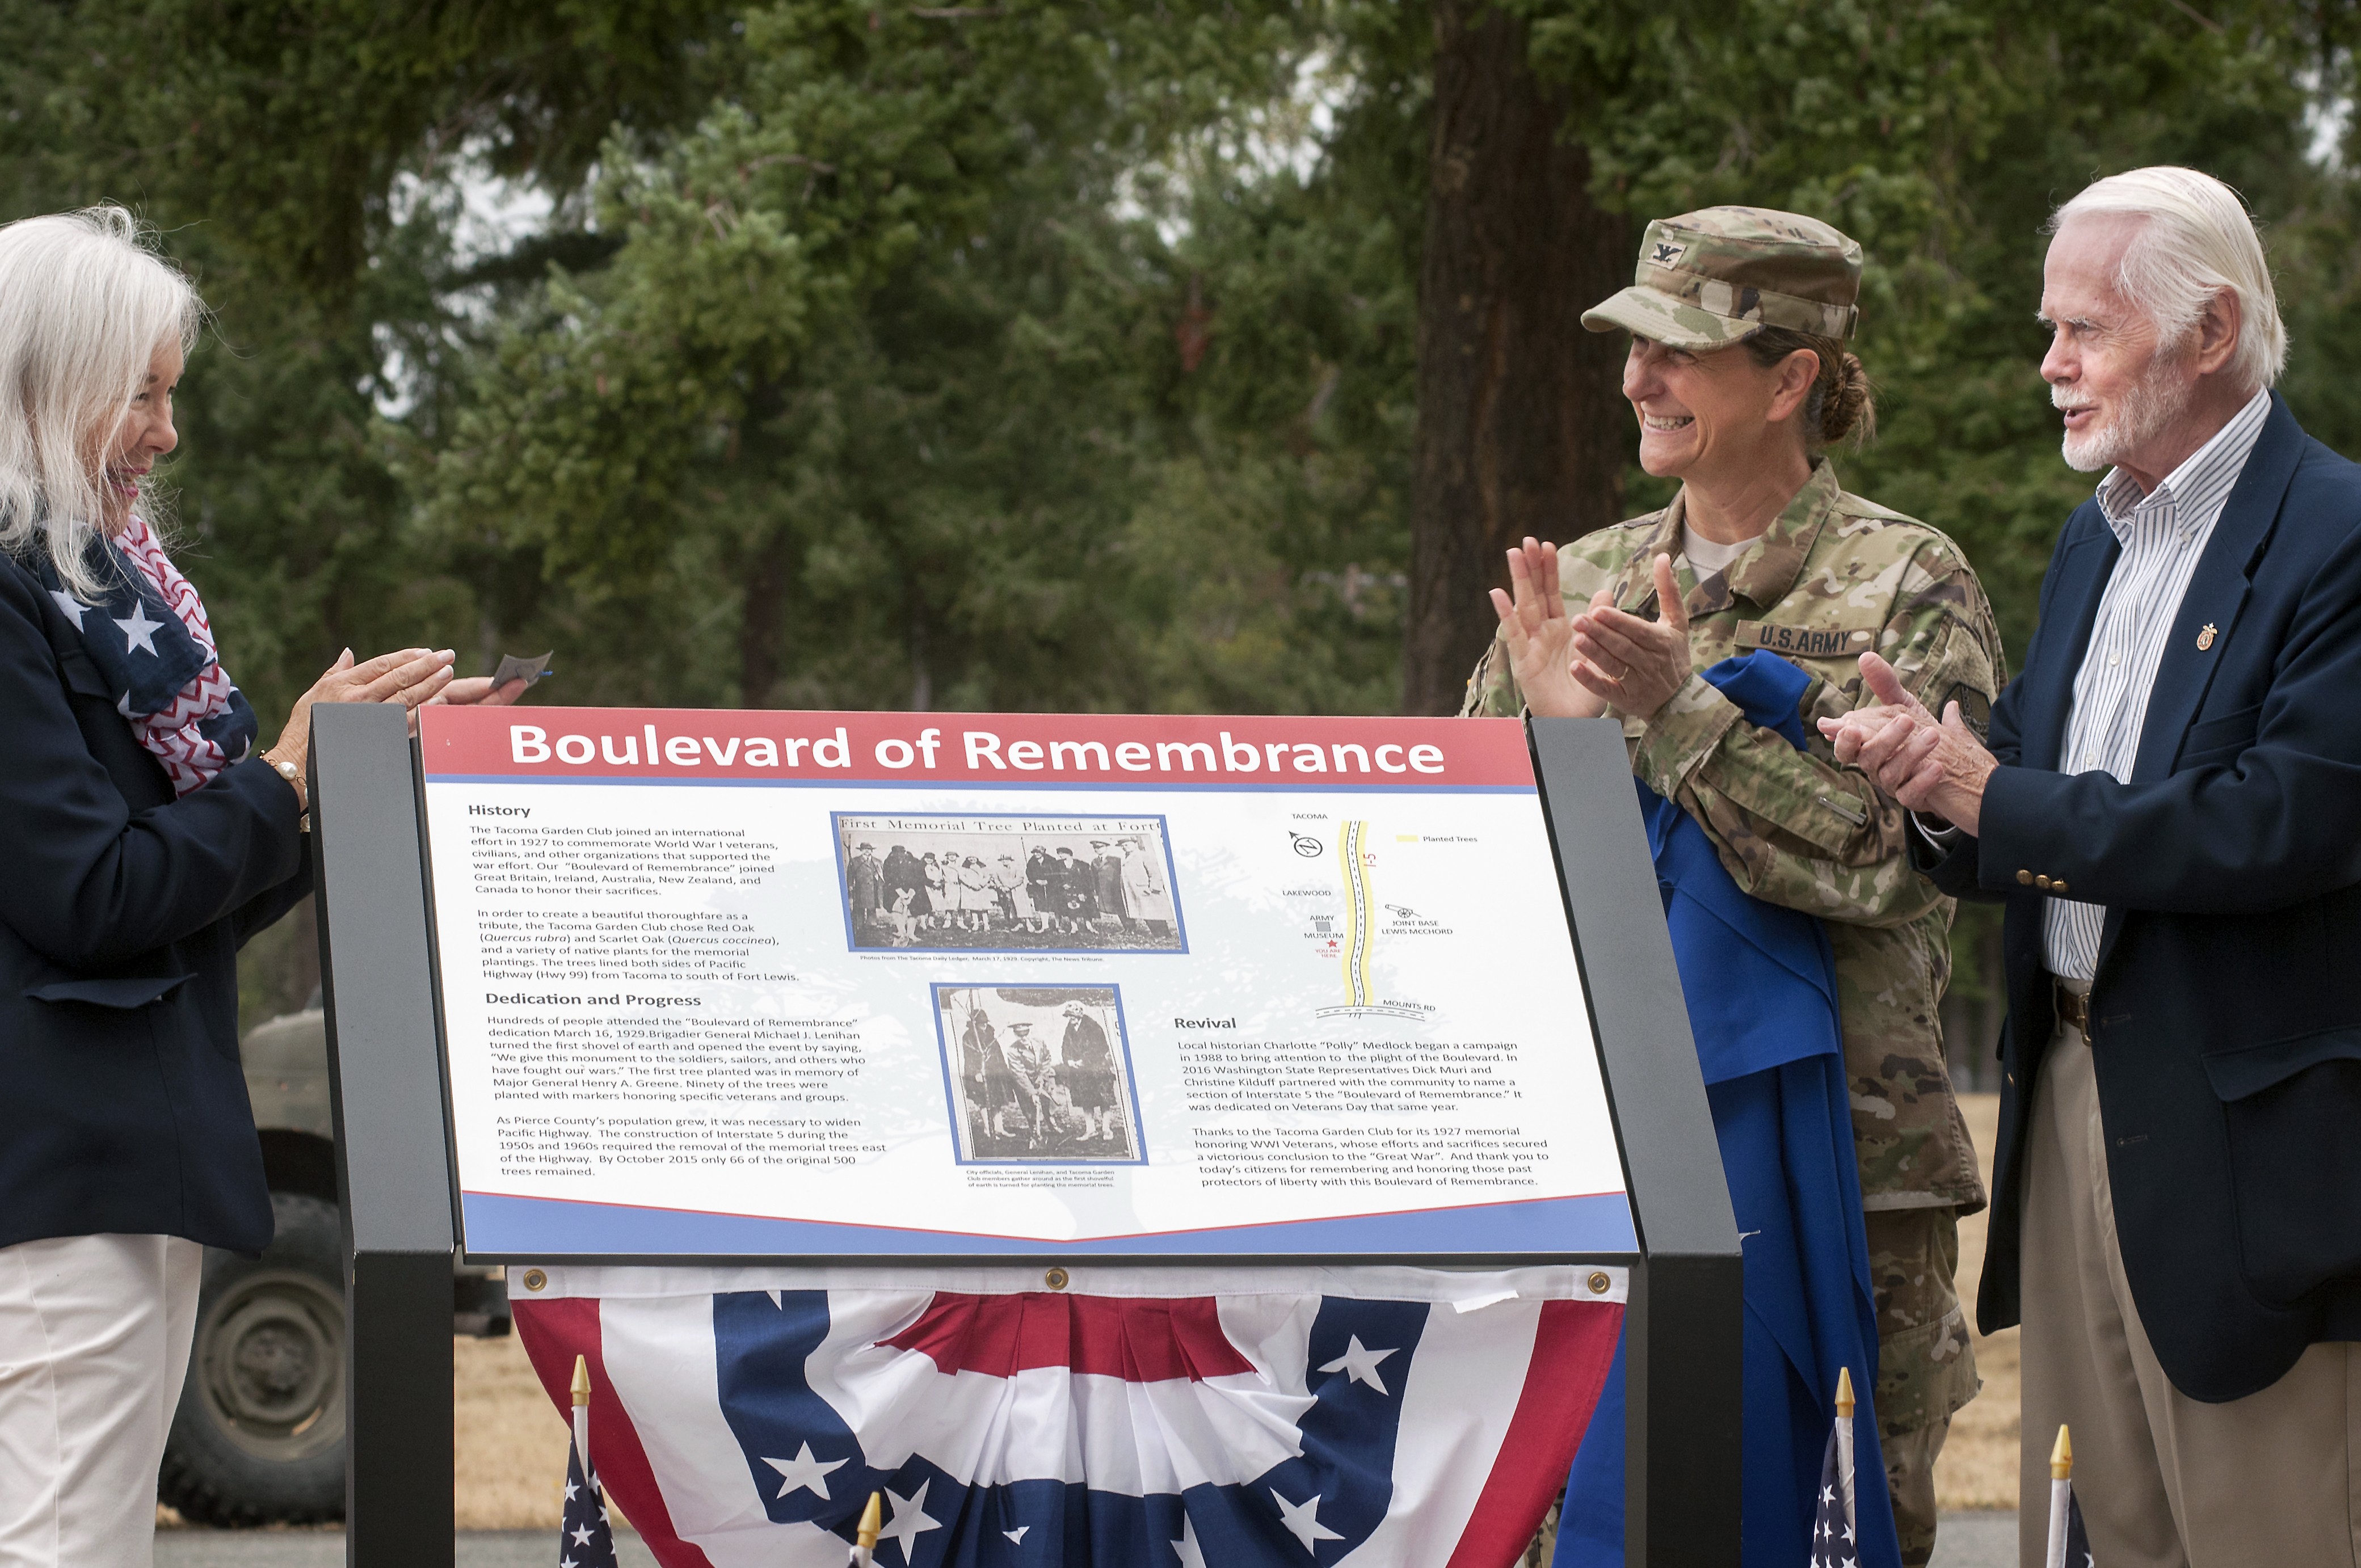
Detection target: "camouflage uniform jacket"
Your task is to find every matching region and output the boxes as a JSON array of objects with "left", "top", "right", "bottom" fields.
[{"left": 1462, "top": 462, "right": 2000, "bottom": 1212}]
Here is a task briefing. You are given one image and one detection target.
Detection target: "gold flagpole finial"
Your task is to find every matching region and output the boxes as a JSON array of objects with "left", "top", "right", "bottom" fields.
[
  {"left": 2050, "top": 1423, "right": 2073, "bottom": 1480},
  {"left": 571, "top": 1354, "right": 592, "bottom": 1409},
  {"left": 857, "top": 1491, "right": 884, "bottom": 1550},
  {"left": 1834, "top": 1365, "right": 1855, "bottom": 1418}
]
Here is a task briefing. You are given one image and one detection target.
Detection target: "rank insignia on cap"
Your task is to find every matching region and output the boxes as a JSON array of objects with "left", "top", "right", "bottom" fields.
[
  {"left": 1651, "top": 241, "right": 1686, "bottom": 265},
  {"left": 2197, "top": 623, "right": 2217, "bottom": 651}
]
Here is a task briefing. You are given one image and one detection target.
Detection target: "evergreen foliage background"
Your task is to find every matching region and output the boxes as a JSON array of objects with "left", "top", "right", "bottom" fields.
[{"left": 6, "top": 0, "right": 2358, "bottom": 1032}]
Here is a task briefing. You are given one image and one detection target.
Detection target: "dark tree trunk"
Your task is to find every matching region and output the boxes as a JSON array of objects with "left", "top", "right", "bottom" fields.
[
  {"left": 1401, "top": 0, "right": 1634, "bottom": 715},
  {"left": 739, "top": 526, "right": 794, "bottom": 707}
]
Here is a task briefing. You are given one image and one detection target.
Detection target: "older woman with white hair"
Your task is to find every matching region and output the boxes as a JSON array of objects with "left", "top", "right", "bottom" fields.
[{"left": 0, "top": 206, "right": 511, "bottom": 1565}]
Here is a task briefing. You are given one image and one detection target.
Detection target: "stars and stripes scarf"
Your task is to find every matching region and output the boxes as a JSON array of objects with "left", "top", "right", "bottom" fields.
[{"left": 34, "top": 516, "right": 258, "bottom": 795}]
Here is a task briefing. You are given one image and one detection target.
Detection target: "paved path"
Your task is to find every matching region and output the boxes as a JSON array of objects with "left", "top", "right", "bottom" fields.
[
  {"left": 157, "top": 1514, "right": 2019, "bottom": 1567},
  {"left": 155, "top": 1529, "right": 659, "bottom": 1566},
  {"left": 1931, "top": 1511, "right": 2015, "bottom": 1568}
]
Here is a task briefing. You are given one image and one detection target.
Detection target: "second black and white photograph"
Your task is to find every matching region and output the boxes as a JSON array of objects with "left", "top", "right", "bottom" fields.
[{"left": 931, "top": 985, "right": 1144, "bottom": 1165}]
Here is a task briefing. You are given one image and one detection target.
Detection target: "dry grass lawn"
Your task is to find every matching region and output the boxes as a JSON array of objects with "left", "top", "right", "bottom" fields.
[
  {"left": 1936, "top": 1091, "right": 2018, "bottom": 1512},
  {"left": 454, "top": 1332, "right": 579, "bottom": 1529},
  {"left": 415, "top": 1094, "right": 2020, "bottom": 1527}
]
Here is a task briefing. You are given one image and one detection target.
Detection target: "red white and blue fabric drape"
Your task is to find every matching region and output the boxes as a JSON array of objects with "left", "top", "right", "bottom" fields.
[{"left": 514, "top": 1264, "right": 1623, "bottom": 1568}]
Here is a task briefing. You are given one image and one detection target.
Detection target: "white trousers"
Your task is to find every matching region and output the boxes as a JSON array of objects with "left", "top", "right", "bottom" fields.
[{"left": 0, "top": 1234, "right": 202, "bottom": 1568}]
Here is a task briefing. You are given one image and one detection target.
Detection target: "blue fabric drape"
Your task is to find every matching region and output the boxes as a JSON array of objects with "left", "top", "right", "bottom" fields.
[{"left": 1554, "top": 652, "right": 1902, "bottom": 1568}]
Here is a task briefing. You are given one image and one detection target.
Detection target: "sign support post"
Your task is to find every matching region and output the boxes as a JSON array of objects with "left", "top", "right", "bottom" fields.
[
  {"left": 1531, "top": 717, "right": 1743, "bottom": 1562},
  {"left": 312, "top": 703, "right": 457, "bottom": 1568}
]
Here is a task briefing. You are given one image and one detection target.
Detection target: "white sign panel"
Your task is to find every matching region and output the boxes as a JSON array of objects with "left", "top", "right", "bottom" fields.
[{"left": 419, "top": 707, "right": 1631, "bottom": 1258}]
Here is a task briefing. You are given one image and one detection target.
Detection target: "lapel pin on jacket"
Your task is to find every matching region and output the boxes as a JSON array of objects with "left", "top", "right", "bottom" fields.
[{"left": 2197, "top": 622, "right": 2218, "bottom": 650}]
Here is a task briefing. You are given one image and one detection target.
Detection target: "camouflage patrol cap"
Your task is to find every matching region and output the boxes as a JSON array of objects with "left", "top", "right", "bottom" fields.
[{"left": 1583, "top": 206, "right": 1862, "bottom": 350}]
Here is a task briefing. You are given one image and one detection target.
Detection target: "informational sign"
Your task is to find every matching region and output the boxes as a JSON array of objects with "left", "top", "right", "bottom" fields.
[{"left": 418, "top": 707, "right": 1632, "bottom": 1258}]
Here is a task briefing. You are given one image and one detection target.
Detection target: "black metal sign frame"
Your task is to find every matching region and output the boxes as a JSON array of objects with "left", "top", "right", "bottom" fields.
[{"left": 308, "top": 702, "right": 1740, "bottom": 1565}]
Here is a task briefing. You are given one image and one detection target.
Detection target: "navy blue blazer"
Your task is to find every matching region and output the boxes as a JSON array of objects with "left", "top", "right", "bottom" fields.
[
  {"left": 1924, "top": 394, "right": 2361, "bottom": 1402},
  {"left": 0, "top": 551, "right": 309, "bottom": 1254}
]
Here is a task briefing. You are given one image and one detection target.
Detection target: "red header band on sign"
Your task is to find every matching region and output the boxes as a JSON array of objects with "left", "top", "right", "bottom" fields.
[{"left": 419, "top": 708, "right": 1534, "bottom": 789}]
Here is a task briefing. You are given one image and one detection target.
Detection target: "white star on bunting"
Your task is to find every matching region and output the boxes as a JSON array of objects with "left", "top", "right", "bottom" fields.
[
  {"left": 876, "top": 1479, "right": 941, "bottom": 1564},
  {"left": 113, "top": 602, "right": 162, "bottom": 655},
  {"left": 1270, "top": 1489, "right": 1346, "bottom": 1553},
  {"left": 570, "top": 1523, "right": 595, "bottom": 1547},
  {"left": 761, "top": 1441, "right": 847, "bottom": 1500},
  {"left": 1003, "top": 1525, "right": 1029, "bottom": 1545},
  {"left": 1317, "top": 1335, "right": 1399, "bottom": 1395},
  {"left": 1170, "top": 1513, "right": 1208, "bottom": 1568}
]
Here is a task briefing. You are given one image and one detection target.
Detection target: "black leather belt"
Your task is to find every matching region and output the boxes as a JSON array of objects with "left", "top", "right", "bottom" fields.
[{"left": 2053, "top": 977, "right": 2089, "bottom": 1033}]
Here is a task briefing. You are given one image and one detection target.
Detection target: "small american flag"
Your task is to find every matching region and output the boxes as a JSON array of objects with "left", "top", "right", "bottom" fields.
[
  {"left": 560, "top": 1438, "right": 621, "bottom": 1568},
  {"left": 2049, "top": 1417, "right": 2106, "bottom": 1568},
  {"left": 1808, "top": 1420, "right": 1859, "bottom": 1568},
  {"left": 2047, "top": 1424, "right": 2096, "bottom": 1568},
  {"left": 1810, "top": 1367, "right": 1859, "bottom": 1568},
  {"left": 562, "top": 1352, "right": 621, "bottom": 1568},
  {"left": 2062, "top": 1490, "right": 2094, "bottom": 1567}
]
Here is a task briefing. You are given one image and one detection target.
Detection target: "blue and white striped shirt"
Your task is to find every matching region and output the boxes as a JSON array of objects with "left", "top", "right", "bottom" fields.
[{"left": 2044, "top": 387, "right": 2272, "bottom": 980}]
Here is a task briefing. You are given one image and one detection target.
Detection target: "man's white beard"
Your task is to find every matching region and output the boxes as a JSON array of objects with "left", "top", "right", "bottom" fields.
[{"left": 2059, "top": 349, "right": 2192, "bottom": 474}]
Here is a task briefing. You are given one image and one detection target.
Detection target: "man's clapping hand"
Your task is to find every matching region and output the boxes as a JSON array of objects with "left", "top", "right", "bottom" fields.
[{"left": 1817, "top": 652, "right": 1998, "bottom": 834}]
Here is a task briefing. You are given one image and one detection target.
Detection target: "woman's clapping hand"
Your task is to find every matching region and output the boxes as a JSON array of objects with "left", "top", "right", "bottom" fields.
[
  {"left": 265, "top": 646, "right": 456, "bottom": 787},
  {"left": 426, "top": 675, "right": 531, "bottom": 710},
  {"left": 1567, "top": 553, "right": 1694, "bottom": 722},
  {"left": 1488, "top": 537, "right": 1615, "bottom": 719}
]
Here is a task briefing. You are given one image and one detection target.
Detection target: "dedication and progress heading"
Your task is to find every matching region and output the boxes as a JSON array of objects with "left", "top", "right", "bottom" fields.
[{"left": 419, "top": 707, "right": 1632, "bottom": 1258}]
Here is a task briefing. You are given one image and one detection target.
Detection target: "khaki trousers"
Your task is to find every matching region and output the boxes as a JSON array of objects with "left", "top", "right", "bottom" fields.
[
  {"left": 0, "top": 1234, "right": 202, "bottom": 1568},
  {"left": 2017, "top": 1014, "right": 2361, "bottom": 1568}
]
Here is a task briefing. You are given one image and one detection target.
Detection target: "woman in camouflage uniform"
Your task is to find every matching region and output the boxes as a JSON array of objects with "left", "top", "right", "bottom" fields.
[{"left": 1463, "top": 208, "right": 2001, "bottom": 1567}]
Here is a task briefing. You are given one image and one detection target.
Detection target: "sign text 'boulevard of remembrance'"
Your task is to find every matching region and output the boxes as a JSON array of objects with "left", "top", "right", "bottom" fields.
[{"left": 418, "top": 707, "right": 1632, "bottom": 1258}]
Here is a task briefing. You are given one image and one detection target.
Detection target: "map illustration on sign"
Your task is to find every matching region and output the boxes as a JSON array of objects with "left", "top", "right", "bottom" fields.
[{"left": 418, "top": 707, "right": 1633, "bottom": 1258}]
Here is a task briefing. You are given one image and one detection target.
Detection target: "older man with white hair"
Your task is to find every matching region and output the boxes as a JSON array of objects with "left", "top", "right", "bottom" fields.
[{"left": 1825, "top": 165, "right": 2361, "bottom": 1563}]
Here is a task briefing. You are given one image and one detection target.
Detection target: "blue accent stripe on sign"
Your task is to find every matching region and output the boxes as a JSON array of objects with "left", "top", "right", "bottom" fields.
[{"left": 459, "top": 1190, "right": 1635, "bottom": 1259}]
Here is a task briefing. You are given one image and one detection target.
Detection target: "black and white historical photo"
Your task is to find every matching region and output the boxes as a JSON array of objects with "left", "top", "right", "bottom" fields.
[
  {"left": 932, "top": 986, "right": 1143, "bottom": 1164},
  {"left": 835, "top": 813, "right": 1184, "bottom": 952}
]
